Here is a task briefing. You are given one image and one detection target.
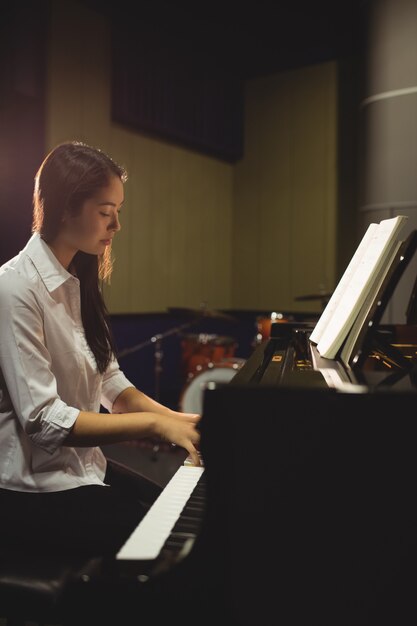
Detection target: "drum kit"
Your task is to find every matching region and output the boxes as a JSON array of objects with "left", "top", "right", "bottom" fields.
[
  {"left": 179, "top": 333, "right": 246, "bottom": 414},
  {"left": 179, "top": 356, "right": 246, "bottom": 414},
  {"left": 117, "top": 304, "right": 246, "bottom": 412},
  {"left": 173, "top": 306, "right": 247, "bottom": 413}
]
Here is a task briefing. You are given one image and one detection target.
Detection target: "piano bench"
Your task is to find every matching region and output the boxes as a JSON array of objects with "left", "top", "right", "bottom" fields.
[{"left": 0, "top": 554, "right": 93, "bottom": 626}]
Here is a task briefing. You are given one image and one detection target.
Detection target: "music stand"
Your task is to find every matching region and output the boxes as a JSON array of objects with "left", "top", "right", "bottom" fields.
[{"left": 342, "top": 229, "right": 417, "bottom": 371}]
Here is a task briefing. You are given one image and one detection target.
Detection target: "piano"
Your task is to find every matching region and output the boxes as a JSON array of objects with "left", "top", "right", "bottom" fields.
[{"left": 67, "top": 231, "right": 417, "bottom": 625}]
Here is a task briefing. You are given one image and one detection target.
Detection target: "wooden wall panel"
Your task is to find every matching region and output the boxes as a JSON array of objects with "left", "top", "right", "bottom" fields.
[
  {"left": 290, "top": 65, "right": 337, "bottom": 304},
  {"left": 233, "top": 62, "right": 337, "bottom": 313}
]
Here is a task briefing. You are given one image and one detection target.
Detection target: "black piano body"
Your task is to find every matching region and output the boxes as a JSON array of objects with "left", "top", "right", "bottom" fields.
[{"left": 70, "top": 317, "right": 417, "bottom": 626}]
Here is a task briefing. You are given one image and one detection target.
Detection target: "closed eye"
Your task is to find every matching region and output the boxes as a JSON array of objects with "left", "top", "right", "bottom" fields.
[{"left": 100, "top": 209, "right": 122, "bottom": 217}]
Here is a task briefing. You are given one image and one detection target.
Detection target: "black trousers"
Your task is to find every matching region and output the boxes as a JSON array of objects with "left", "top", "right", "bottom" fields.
[{"left": 0, "top": 459, "right": 161, "bottom": 560}]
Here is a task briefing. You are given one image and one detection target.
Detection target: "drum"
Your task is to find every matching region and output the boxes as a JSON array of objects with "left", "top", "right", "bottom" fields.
[
  {"left": 179, "top": 358, "right": 246, "bottom": 415},
  {"left": 180, "top": 333, "right": 238, "bottom": 379}
]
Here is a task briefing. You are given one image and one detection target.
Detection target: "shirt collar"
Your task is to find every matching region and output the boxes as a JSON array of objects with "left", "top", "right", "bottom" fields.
[{"left": 24, "top": 232, "right": 76, "bottom": 292}]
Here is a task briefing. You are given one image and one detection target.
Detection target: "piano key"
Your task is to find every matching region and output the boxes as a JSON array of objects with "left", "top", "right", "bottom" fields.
[{"left": 116, "top": 464, "right": 205, "bottom": 561}]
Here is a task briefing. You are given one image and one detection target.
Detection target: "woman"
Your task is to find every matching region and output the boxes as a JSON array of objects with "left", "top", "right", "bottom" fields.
[{"left": 0, "top": 140, "right": 201, "bottom": 558}]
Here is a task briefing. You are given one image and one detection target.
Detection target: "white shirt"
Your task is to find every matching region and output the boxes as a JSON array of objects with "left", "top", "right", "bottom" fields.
[{"left": 0, "top": 233, "right": 134, "bottom": 492}]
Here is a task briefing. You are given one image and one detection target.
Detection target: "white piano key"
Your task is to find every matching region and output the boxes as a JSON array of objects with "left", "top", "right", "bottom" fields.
[{"left": 116, "top": 464, "right": 205, "bottom": 561}]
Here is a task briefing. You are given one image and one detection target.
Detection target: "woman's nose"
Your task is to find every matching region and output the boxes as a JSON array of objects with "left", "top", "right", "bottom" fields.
[{"left": 109, "top": 213, "right": 121, "bottom": 232}]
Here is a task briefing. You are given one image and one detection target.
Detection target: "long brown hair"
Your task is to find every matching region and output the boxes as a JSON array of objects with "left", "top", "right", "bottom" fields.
[{"left": 32, "top": 141, "right": 127, "bottom": 373}]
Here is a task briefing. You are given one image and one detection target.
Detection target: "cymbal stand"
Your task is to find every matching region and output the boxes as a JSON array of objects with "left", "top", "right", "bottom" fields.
[
  {"left": 117, "top": 319, "right": 199, "bottom": 401},
  {"left": 152, "top": 333, "right": 163, "bottom": 401}
]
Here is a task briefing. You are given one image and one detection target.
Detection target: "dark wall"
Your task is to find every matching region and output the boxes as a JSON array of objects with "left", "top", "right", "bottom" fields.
[
  {"left": 0, "top": 3, "right": 48, "bottom": 265},
  {"left": 111, "top": 7, "right": 245, "bottom": 163}
]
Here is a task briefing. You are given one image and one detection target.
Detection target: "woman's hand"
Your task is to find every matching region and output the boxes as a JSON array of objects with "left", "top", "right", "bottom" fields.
[{"left": 154, "top": 410, "right": 202, "bottom": 466}]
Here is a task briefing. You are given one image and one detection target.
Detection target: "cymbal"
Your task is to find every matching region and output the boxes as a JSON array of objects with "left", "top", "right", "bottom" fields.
[{"left": 168, "top": 307, "right": 238, "bottom": 322}]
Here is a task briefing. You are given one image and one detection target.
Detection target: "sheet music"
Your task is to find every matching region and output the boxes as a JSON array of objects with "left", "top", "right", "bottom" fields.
[
  {"left": 309, "top": 222, "right": 378, "bottom": 345},
  {"left": 315, "top": 215, "right": 408, "bottom": 359}
]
